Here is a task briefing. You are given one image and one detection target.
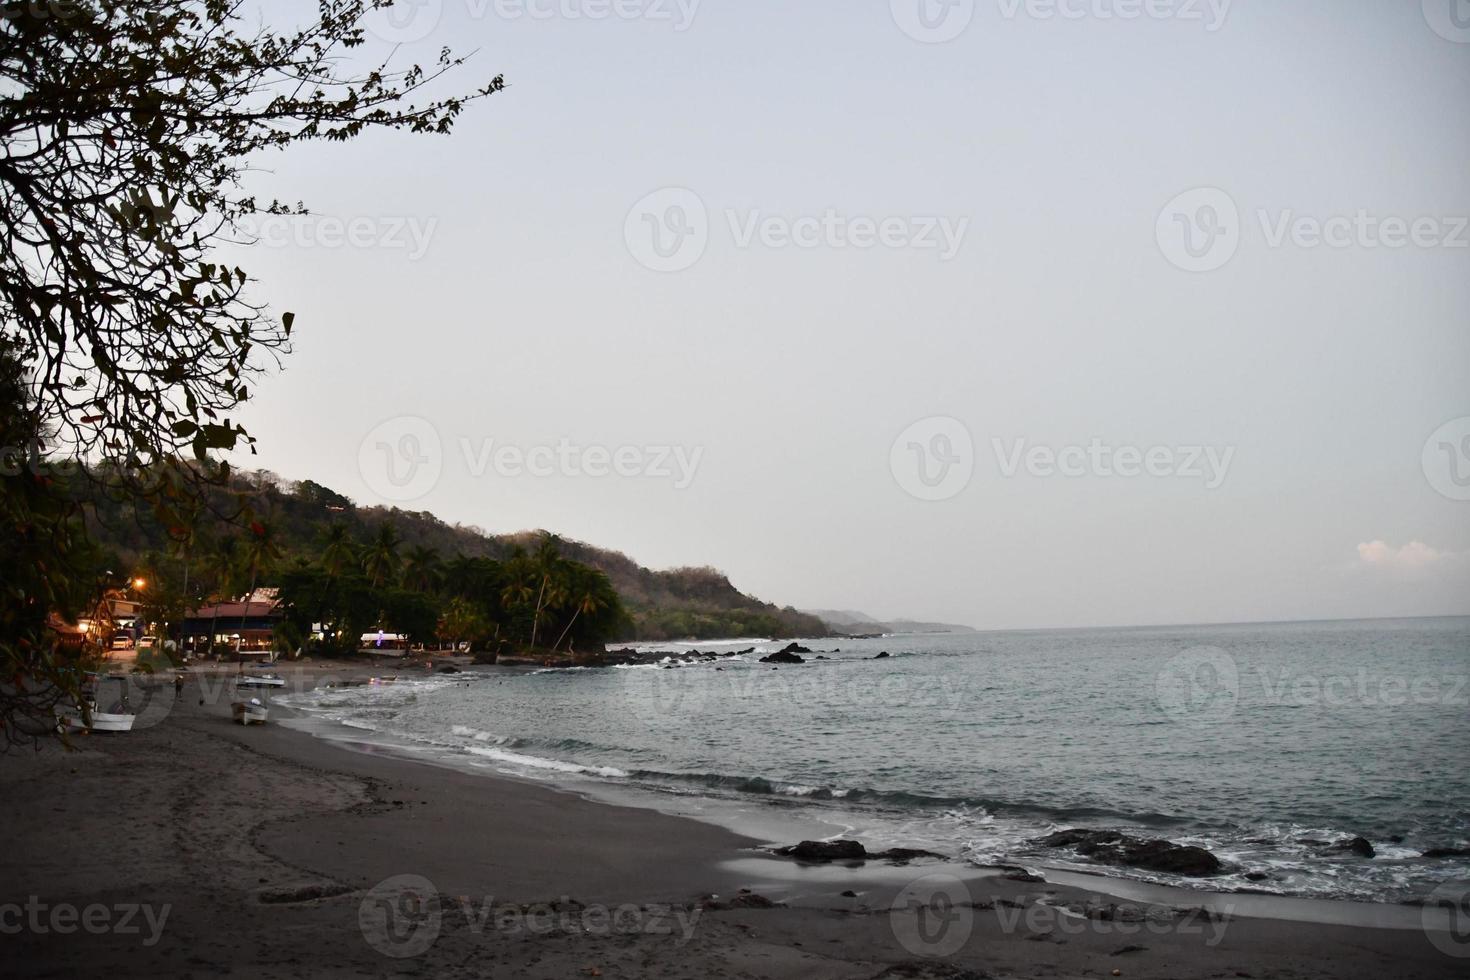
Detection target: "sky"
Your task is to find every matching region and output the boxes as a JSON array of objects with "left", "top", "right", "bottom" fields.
[{"left": 223, "top": 0, "right": 1470, "bottom": 630}]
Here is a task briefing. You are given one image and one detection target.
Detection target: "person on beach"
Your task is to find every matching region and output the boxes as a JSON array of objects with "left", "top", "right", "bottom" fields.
[{"left": 174, "top": 674, "right": 185, "bottom": 701}]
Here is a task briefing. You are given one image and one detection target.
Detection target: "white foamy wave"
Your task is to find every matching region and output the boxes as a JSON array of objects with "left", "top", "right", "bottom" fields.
[{"left": 462, "top": 745, "right": 628, "bottom": 779}]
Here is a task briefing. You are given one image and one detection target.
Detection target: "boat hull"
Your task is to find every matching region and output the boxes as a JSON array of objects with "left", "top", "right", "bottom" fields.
[
  {"left": 231, "top": 702, "right": 269, "bottom": 725},
  {"left": 62, "top": 712, "right": 136, "bottom": 733}
]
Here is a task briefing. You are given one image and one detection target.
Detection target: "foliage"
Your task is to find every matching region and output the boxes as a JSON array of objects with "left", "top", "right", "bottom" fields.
[
  {"left": 0, "top": 341, "right": 105, "bottom": 750},
  {"left": 0, "top": 1, "right": 499, "bottom": 742}
]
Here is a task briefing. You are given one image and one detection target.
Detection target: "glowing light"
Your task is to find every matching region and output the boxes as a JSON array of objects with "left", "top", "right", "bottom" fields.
[{"left": 132, "top": 578, "right": 147, "bottom": 590}]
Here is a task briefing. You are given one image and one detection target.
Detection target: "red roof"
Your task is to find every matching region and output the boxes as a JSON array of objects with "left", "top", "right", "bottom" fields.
[{"left": 184, "top": 600, "right": 282, "bottom": 620}]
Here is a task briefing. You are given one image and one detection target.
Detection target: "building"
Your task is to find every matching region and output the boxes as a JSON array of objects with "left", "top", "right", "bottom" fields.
[{"left": 180, "top": 590, "right": 284, "bottom": 658}]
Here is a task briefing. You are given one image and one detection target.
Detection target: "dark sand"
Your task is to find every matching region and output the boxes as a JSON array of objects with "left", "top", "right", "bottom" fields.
[{"left": 3, "top": 664, "right": 1465, "bottom": 978}]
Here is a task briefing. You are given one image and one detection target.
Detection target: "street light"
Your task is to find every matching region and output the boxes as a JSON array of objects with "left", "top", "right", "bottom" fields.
[{"left": 132, "top": 577, "right": 146, "bottom": 591}]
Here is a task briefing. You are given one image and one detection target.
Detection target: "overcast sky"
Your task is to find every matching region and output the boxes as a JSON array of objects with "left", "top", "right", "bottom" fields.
[{"left": 225, "top": 0, "right": 1470, "bottom": 630}]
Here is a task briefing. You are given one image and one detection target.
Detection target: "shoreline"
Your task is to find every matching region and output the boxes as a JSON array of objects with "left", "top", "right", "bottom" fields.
[
  {"left": 277, "top": 666, "right": 1454, "bottom": 932},
  {"left": 4, "top": 662, "right": 1466, "bottom": 977}
]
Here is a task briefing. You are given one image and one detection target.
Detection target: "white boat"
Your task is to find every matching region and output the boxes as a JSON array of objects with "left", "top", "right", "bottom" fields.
[
  {"left": 231, "top": 697, "right": 270, "bottom": 725},
  {"left": 236, "top": 673, "right": 286, "bottom": 688},
  {"left": 60, "top": 677, "right": 136, "bottom": 733}
]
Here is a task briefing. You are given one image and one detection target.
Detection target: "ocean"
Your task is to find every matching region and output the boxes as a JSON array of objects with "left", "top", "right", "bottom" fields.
[{"left": 282, "top": 616, "right": 1470, "bottom": 904}]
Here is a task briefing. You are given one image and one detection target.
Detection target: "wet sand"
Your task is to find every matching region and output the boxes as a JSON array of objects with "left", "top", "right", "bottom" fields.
[{"left": 2, "top": 663, "right": 1465, "bottom": 978}]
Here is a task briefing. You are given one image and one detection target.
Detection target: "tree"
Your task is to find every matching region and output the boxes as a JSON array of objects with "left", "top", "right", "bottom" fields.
[
  {"left": 0, "top": 1, "right": 501, "bottom": 743},
  {"left": 203, "top": 534, "right": 239, "bottom": 653},
  {"left": 0, "top": 340, "right": 106, "bottom": 750},
  {"left": 438, "top": 596, "right": 492, "bottom": 652},
  {"left": 402, "top": 545, "right": 442, "bottom": 593},
  {"left": 1, "top": 2, "right": 503, "bottom": 485},
  {"left": 318, "top": 523, "right": 357, "bottom": 579},
  {"left": 362, "top": 522, "right": 400, "bottom": 589}
]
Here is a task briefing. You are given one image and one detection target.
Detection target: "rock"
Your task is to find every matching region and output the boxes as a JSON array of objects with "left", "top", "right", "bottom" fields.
[
  {"left": 1034, "top": 829, "right": 1223, "bottom": 877},
  {"left": 1243, "top": 871, "right": 1270, "bottom": 882},
  {"left": 702, "top": 890, "right": 782, "bottom": 910},
  {"left": 1423, "top": 847, "right": 1470, "bottom": 858},
  {"left": 436, "top": 666, "right": 461, "bottom": 674},
  {"left": 759, "top": 650, "right": 805, "bottom": 664},
  {"left": 840, "top": 889, "right": 858, "bottom": 898},
  {"left": 1001, "top": 867, "right": 1046, "bottom": 883},
  {"left": 775, "top": 839, "right": 866, "bottom": 862},
  {"left": 874, "top": 652, "right": 891, "bottom": 659},
  {"left": 1326, "top": 837, "right": 1375, "bottom": 859},
  {"left": 868, "top": 847, "right": 946, "bottom": 863}
]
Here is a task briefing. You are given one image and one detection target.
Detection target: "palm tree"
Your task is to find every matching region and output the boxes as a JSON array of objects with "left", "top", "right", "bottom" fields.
[
  {"left": 552, "top": 581, "right": 608, "bottom": 654},
  {"left": 167, "top": 502, "right": 202, "bottom": 626},
  {"left": 205, "top": 536, "right": 240, "bottom": 654},
  {"left": 319, "top": 523, "right": 356, "bottom": 578},
  {"left": 362, "top": 522, "right": 401, "bottom": 588},
  {"left": 402, "top": 545, "right": 442, "bottom": 593},
  {"left": 238, "top": 521, "right": 281, "bottom": 653}
]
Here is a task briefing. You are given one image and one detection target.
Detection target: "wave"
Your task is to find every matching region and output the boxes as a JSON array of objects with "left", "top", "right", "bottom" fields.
[{"left": 462, "top": 744, "right": 628, "bottom": 779}]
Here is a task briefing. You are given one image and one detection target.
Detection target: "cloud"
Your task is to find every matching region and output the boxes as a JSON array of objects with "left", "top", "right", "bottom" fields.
[{"left": 1355, "top": 540, "right": 1448, "bottom": 570}]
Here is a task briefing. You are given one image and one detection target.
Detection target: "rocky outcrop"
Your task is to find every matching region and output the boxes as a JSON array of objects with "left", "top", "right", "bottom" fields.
[
  {"left": 1034, "top": 829, "right": 1223, "bottom": 877},
  {"left": 775, "top": 839, "right": 866, "bottom": 862},
  {"left": 760, "top": 644, "right": 807, "bottom": 665},
  {"left": 1325, "top": 837, "right": 1375, "bottom": 858},
  {"left": 772, "top": 840, "right": 944, "bottom": 865}
]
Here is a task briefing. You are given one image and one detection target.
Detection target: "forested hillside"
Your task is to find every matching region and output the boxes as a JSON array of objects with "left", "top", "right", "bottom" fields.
[{"left": 81, "top": 471, "right": 828, "bottom": 642}]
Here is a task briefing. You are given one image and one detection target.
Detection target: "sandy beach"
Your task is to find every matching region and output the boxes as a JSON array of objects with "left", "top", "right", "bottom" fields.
[{"left": 2, "top": 662, "right": 1463, "bottom": 979}]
